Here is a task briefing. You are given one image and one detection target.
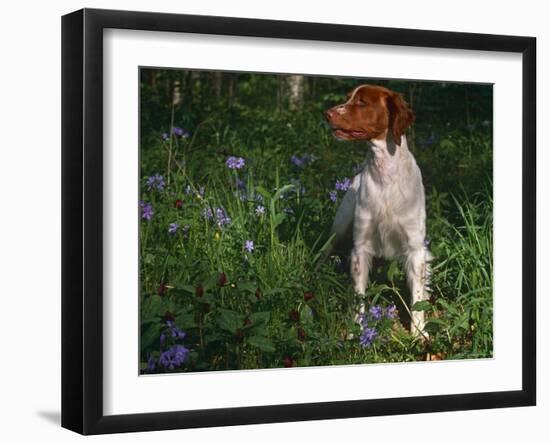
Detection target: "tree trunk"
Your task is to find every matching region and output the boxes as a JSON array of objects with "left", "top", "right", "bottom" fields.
[
  {"left": 288, "top": 74, "right": 304, "bottom": 110},
  {"left": 172, "top": 80, "right": 182, "bottom": 106},
  {"left": 213, "top": 71, "right": 223, "bottom": 98}
]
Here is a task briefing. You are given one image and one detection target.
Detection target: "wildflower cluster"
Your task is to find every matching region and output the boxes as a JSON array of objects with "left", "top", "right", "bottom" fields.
[
  {"left": 226, "top": 156, "right": 246, "bottom": 170},
  {"left": 145, "top": 173, "right": 165, "bottom": 192},
  {"left": 139, "top": 200, "right": 154, "bottom": 221},
  {"left": 185, "top": 184, "right": 205, "bottom": 198},
  {"left": 358, "top": 304, "right": 398, "bottom": 348},
  {"left": 147, "top": 320, "right": 190, "bottom": 372},
  {"left": 329, "top": 177, "right": 352, "bottom": 203},
  {"left": 161, "top": 127, "right": 190, "bottom": 140},
  {"left": 172, "top": 126, "right": 190, "bottom": 138},
  {"left": 203, "top": 206, "right": 232, "bottom": 228}
]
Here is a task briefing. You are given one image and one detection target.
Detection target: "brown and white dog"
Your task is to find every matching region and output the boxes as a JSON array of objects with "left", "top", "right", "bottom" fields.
[{"left": 325, "top": 85, "right": 431, "bottom": 337}]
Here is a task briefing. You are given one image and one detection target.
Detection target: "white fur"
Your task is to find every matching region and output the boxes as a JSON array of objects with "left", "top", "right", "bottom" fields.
[{"left": 330, "top": 134, "right": 431, "bottom": 336}]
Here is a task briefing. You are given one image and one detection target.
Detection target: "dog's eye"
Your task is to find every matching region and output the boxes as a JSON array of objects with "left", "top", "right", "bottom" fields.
[{"left": 358, "top": 99, "right": 368, "bottom": 106}]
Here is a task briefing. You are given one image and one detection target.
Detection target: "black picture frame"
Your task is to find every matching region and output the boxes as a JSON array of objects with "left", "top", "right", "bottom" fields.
[{"left": 62, "top": 8, "right": 536, "bottom": 435}]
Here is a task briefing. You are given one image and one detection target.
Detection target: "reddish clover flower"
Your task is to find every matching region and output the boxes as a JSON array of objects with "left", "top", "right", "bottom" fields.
[
  {"left": 217, "top": 272, "right": 228, "bottom": 286},
  {"left": 195, "top": 284, "right": 204, "bottom": 297},
  {"left": 283, "top": 356, "right": 295, "bottom": 368}
]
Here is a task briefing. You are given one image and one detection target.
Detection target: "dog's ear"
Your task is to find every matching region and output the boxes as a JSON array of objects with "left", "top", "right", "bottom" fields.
[{"left": 387, "top": 92, "right": 414, "bottom": 146}]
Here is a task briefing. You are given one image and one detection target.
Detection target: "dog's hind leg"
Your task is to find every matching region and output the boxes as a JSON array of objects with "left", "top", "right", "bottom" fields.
[{"left": 405, "top": 246, "right": 431, "bottom": 338}]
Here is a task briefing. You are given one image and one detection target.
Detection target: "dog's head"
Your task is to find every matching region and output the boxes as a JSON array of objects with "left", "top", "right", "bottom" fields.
[{"left": 325, "top": 85, "right": 414, "bottom": 146}]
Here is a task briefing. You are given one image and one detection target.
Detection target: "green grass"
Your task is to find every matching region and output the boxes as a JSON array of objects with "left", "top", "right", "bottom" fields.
[{"left": 139, "top": 88, "right": 493, "bottom": 373}]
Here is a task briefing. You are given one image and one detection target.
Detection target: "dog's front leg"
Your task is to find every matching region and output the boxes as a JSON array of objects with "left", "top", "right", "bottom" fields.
[{"left": 351, "top": 240, "right": 372, "bottom": 325}]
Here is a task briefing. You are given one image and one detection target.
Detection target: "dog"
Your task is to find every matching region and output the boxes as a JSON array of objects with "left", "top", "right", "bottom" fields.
[{"left": 324, "top": 84, "right": 431, "bottom": 337}]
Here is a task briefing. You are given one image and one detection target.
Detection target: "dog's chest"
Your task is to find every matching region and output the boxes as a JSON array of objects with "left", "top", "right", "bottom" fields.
[{"left": 360, "top": 175, "right": 407, "bottom": 258}]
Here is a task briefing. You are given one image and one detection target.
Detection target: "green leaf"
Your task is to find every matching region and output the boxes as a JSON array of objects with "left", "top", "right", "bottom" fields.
[
  {"left": 386, "top": 261, "right": 399, "bottom": 281},
  {"left": 264, "top": 288, "right": 287, "bottom": 297},
  {"left": 203, "top": 333, "right": 225, "bottom": 345},
  {"left": 272, "top": 213, "right": 286, "bottom": 229},
  {"left": 255, "top": 185, "right": 272, "bottom": 202},
  {"left": 423, "top": 317, "right": 447, "bottom": 334},
  {"left": 217, "top": 309, "right": 244, "bottom": 334},
  {"left": 247, "top": 334, "right": 275, "bottom": 352},
  {"left": 196, "top": 293, "right": 216, "bottom": 305},
  {"left": 272, "top": 184, "right": 296, "bottom": 202},
  {"left": 140, "top": 322, "right": 163, "bottom": 353},
  {"left": 365, "top": 284, "right": 391, "bottom": 297},
  {"left": 141, "top": 295, "right": 167, "bottom": 322},
  {"left": 411, "top": 300, "right": 432, "bottom": 312},
  {"left": 248, "top": 311, "right": 270, "bottom": 327},
  {"left": 175, "top": 284, "right": 196, "bottom": 295},
  {"left": 175, "top": 313, "right": 197, "bottom": 330},
  {"left": 236, "top": 281, "right": 257, "bottom": 293}
]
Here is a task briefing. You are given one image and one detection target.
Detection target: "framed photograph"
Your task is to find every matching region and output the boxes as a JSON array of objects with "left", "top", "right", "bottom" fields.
[{"left": 62, "top": 8, "right": 536, "bottom": 435}]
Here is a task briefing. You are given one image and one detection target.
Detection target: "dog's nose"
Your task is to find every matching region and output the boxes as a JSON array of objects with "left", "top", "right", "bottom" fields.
[{"left": 325, "top": 108, "right": 335, "bottom": 121}]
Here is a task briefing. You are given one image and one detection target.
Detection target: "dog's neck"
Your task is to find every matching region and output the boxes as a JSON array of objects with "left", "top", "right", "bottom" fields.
[{"left": 364, "top": 135, "right": 408, "bottom": 185}]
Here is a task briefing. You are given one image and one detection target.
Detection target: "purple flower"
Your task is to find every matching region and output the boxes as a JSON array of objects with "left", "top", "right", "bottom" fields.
[
  {"left": 284, "top": 207, "right": 294, "bottom": 215},
  {"left": 139, "top": 200, "right": 154, "bottom": 221},
  {"left": 145, "top": 173, "right": 165, "bottom": 192},
  {"left": 290, "top": 153, "right": 316, "bottom": 168},
  {"left": 226, "top": 156, "right": 245, "bottom": 170},
  {"left": 329, "top": 191, "right": 337, "bottom": 203},
  {"left": 160, "top": 333, "right": 166, "bottom": 345},
  {"left": 159, "top": 344, "right": 189, "bottom": 370},
  {"left": 236, "top": 177, "right": 246, "bottom": 190},
  {"left": 215, "top": 207, "right": 232, "bottom": 227},
  {"left": 369, "top": 305, "right": 384, "bottom": 321},
  {"left": 147, "top": 355, "right": 157, "bottom": 372},
  {"left": 202, "top": 207, "right": 214, "bottom": 221},
  {"left": 203, "top": 206, "right": 232, "bottom": 227},
  {"left": 290, "top": 155, "right": 305, "bottom": 167},
  {"left": 168, "top": 222, "right": 179, "bottom": 234},
  {"left": 244, "top": 240, "right": 254, "bottom": 253},
  {"left": 359, "top": 327, "right": 378, "bottom": 347},
  {"left": 335, "top": 178, "right": 351, "bottom": 192},
  {"left": 255, "top": 205, "right": 265, "bottom": 216},
  {"left": 385, "top": 305, "right": 398, "bottom": 319},
  {"left": 168, "top": 322, "right": 186, "bottom": 339},
  {"left": 161, "top": 132, "right": 170, "bottom": 141},
  {"left": 172, "top": 126, "right": 190, "bottom": 138},
  {"left": 234, "top": 190, "right": 247, "bottom": 201}
]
